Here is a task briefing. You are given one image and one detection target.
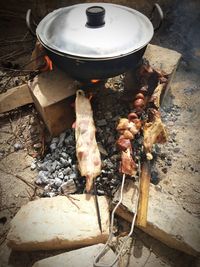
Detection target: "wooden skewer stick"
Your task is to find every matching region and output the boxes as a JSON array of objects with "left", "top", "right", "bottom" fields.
[
  {"left": 136, "top": 160, "right": 151, "bottom": 227},
  {"left": 93, "top": 180, "right": 102, "bottom": 233}
]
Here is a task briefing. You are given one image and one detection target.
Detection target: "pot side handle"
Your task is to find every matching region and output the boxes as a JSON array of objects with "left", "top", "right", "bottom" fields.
[
  {"left": 150, "top": 3, "right": 164, "bottom": 31},
  {"left": 26, "top": 9, "right": 37, "bottom": 37}
]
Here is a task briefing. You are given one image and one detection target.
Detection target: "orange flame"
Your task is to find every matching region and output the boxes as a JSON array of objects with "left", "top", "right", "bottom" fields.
[
  {"left": 90, "top": 79, "right": 100, "bottom": 84},
  {"left": 40, "top": 56, "right": 53, "bottom": 72}
]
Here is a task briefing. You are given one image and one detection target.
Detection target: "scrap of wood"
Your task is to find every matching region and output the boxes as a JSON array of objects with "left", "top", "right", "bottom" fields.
[
  {"left": 136, "top": 160, "right": 151, "bottom": 227},
  {"left": 138, "top": 82, "right": 167, "bottom": 227},
  {"left": 0, "top": 84, "right": 33, "bottom": 113}
]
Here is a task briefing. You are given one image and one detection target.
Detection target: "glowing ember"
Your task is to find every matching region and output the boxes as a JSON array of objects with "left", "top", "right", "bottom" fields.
[
  {"left": 91, "top": 79, "right": 100, "bottom": 84},
  {"left": 41, "top": 56, "right": 53, "bottom": 72}
]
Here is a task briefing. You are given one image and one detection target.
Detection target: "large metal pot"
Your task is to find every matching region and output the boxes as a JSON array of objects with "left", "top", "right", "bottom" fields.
[{"left": 26, "top": 3, "right": 163, "bottom": 81}]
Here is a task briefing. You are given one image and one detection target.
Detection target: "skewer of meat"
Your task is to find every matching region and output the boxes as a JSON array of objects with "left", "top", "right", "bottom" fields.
[
  {"left": 75, "top": 90, "right": 101, "bottom": 192},
  {"left": 116, "top": 112, "right": 142, "bottom": 176}
]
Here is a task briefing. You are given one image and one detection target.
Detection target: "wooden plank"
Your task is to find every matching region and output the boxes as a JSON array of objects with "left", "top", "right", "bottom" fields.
[
  {"left": 0, "top": 84, "right": 33, "bottom": 113},
  {"left": 136, "top": 160, "right": 151, "bottom": 227}
]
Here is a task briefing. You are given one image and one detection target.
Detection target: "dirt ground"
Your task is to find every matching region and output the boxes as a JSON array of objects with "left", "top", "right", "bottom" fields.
[{"left": 0, "top": 0, "right": 200, "bottom": 266}]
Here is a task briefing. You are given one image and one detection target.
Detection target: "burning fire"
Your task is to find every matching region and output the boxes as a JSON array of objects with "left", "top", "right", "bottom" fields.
[
  {"left": 90, "top": 79, "right": 100, "bottom": 84},
  {"left": 40, "top": 56, "right": 53, "bottom": 72}
]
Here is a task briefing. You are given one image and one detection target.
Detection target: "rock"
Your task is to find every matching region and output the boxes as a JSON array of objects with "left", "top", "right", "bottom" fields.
[
  {"left": 14, "top": 143, "right": 23, "bottom": 151},
  {"left": 30, "top": 162, "right": 37, "bottom": 171},
  {"left": 61, "top": 180, "right": 77, "bottom": 194},
  {"left": 173, "top": 147, "right": 181, "bottom": 153},
  {"left": 115, "top": 180, "right": 200, "bottom": 256},
  {"left": 7, "top": 195, "right": 109, "bottom": 251},
  {"left": 162, "top": 167, "right": 168, "bottom": 174},
  {"left": 32, "top": 243, "right": 117, "bottom": 267},
  {"left": 57, "top": 172, "right": 64, "bottom": 180},
  {"left": 33, "top": 143, "right": 42, "bottom": 149}
]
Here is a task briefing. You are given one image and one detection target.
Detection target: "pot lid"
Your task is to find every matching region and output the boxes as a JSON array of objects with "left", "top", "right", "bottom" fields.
[{"left": 36, "top": 3, "right": 154, "bottom": 59}]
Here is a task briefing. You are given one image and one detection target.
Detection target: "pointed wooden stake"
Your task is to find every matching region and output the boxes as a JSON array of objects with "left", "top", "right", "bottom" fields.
[{"left": 136, "top": 160, "right": 151, "bottom": 227}]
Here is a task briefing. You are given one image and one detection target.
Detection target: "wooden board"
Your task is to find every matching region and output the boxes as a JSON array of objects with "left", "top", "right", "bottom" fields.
[{"left": 0, "top": 84, "right": 33, "bottom": 113}]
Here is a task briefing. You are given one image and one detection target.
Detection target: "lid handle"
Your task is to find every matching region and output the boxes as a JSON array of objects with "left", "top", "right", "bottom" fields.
[{"left": 86, "top": 6, "right": 105, "bottom": 28}]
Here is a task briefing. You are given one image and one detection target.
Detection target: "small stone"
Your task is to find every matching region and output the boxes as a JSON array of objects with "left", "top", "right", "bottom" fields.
[
  {"left": 173, "top": 147, "right": 180, "bottom": 153},
  {"left": 162, "top": 167, "right": 168, "bottom": 174},
  {"left": 30, "top": 162, "right": 37, "bottom": 171},
  {"left": 97, "top": 119, "right": 107, "bottom": 127},
  {"left": 35, "top": 178, "right": 43, "bottom": 185},
  {"left": 14, "top": 143, "right": 23, "bottom": 151},
  {"left": 168, "top": 121, "right": 174, "bottom": 127},
  {"left": 33, "top": 143, "right": 42, "bottom": 149},
  {"left": 155, "top": 185, "right": 162, "bottom": 192}
]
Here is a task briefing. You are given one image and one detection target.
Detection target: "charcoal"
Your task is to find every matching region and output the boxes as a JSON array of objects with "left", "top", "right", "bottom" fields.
[
  {"left": 57, "top": 172, "right": 64, "bottom": 179},
  {"left": 37, "top": 171, "right": 49, "bottom": 184},
  {"left": 63, "top": 167, "right": 72, "bottom": 176},
  {"left": 69, "top": 173, "right": 76, "bottom": 180},
  {"left": 50, "top": 142, "right": 57, "bottom": 152},
  {"left": 54, "top": 178, "right": 63, "bottom": 187},
  {"left": 97, "top": 119, "right": 107, "bottom": 127},
  {"left": 51, "top": 137, "right": 59, "bottom": 144},
  {"left": 60, "top": 157, "right": 68, "bottom": 166},
  {"left": 60, "top": 180, "right": 77, "bottom": 194},
  {"left": 64, "top": 135, "right": 74, "bottom": 145},
  {"left": 58, "top": 132, "right": 66, "bottom": 147},
  {"left": 61, "top": 152, "right": 68, "bottom": 159}
]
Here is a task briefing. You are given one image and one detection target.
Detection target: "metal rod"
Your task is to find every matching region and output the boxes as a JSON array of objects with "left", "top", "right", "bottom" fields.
[
  {"left": 93, "top": 180, "right": 102, "bottom": 233},
  {"left": 93, "top": 170, "right": 141, "bottom": 267}
]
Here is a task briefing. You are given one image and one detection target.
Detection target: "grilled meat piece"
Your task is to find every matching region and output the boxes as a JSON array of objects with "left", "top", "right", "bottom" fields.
[{"left": 143, "top": 109, "right": 167, "bottom": 160}]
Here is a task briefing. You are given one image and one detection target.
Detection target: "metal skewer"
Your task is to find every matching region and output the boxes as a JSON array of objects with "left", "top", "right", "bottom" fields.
[
  {"left": 93, "top": 165, "right": 141, "bottom": 267},
  {"left": 93, "top": 179, "right": 102, "bottom": 233}
]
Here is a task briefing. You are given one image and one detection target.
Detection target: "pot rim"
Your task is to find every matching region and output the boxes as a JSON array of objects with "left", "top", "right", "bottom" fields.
[{"left": 38, "top": 35, "right": 148, "bottom": 62}]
